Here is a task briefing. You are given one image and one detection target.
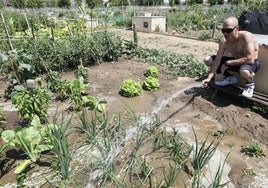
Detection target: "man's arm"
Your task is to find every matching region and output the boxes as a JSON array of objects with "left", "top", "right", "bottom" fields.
[{"left": 202, "top": 38, "right": 225, "bottom": 85}]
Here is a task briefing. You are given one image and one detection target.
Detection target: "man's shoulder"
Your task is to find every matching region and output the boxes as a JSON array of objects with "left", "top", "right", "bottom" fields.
[
  {"left": 239, "top": 30, "right": 257, "bottom": 41},
  {"left": 239, "top": 30, "right": 255, "bottom": 37}
]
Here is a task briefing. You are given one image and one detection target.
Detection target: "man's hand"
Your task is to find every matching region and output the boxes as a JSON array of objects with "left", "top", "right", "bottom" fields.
[{"left": 202, "top": 78, "right": 211, "bottom": 87}]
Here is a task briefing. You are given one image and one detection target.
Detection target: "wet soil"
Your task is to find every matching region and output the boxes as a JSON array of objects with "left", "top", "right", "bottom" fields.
[{"left": 0, "top": 29, "right": 267, "bottom": 187}]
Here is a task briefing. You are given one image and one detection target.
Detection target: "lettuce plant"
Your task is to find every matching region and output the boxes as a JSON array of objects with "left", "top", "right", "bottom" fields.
[
  {"left": 143, "top": 76, "right": 160, "bottom": 91},
  {"left": 1, "top": 116, "right": 53, "bottom": 173},
  {"left": 120, "top": 79, "right": 142, "bottom": 98},
  {"left": 144, "top": 65, "right": 159, "bottom": 78},
  {"left": 82, "top": 95, "right": 107, "bottom": 112}
]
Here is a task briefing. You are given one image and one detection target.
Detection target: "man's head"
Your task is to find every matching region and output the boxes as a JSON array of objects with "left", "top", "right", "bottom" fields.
[{"left": 221, "top": 16, "right": 239, "bottom": 40}]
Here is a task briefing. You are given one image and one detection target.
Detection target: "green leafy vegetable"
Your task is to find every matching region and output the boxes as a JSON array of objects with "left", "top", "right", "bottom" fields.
[
  {"left": 1, "top": 116, "right": 53, "bottom": 165},
  {"left": 82, "top": 95, "right": 107, "bottom": 112},
  {"left": 11, "top": 86, "right": 51, "bottom": 123},
  {"left": 144, "top": 65, "right": 159, "bottom": 78},
  {"left": 143, "top": 76, "right": 160, "bottom": 91},
  {"left": 120, "top": 79, "right": 142, "bottom": 98}
]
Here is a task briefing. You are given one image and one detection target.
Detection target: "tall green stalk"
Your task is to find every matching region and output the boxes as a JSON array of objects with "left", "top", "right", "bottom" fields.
[
  {"left": 192, "top": 126, "right": 223, "bottom": 188},
  {"left": 49, "top": 114, "right": 72, "bottom": 181}
]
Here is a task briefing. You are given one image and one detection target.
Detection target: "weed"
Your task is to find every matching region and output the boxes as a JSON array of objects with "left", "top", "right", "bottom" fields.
[
  {"left": 241, "top": 141, "right": 266, "bottom": 158},
  {"left": 243, "top": 168, "right": 256, "bottom": 176},
  {"left": 253, "top": 102, "right": 268, "bottom": 114}
]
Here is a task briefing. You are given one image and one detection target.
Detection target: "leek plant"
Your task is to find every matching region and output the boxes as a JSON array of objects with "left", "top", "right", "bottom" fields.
[
  {"left": 208, "top": 152, "right": 230, "bottom": 188},
  {"left": 49, "top": 112, "right": 73, "bottom": 181},
  {"left": 162, "top": 162, "right": 180, "bottom": 188},
  {"left": 191, "top": 127, "right": 224, "bottom": 188},
  {"left": 138, "top": 157, "right": 154, "bottom": 187}
]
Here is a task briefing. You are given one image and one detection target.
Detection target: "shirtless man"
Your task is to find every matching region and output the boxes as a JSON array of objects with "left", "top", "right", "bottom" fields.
[{"left": 202, "top": 16, "right": 260, "bottom": 98}]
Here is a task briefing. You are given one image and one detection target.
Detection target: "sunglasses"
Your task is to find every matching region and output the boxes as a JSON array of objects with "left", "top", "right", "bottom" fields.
[{"left": 221, "top": 27, "right": 236, "bottom": 34}]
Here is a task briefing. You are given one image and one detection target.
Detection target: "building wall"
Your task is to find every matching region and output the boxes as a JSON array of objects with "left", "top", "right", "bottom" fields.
[
  {"left": 151, "top": 17, "right": 166, "bottom": 32},
  {"left": 255, "top": 45, "right": 268, "bottom": 93},
  {"left": 132, "top": 16, "right": 166, "bottom": 33}
]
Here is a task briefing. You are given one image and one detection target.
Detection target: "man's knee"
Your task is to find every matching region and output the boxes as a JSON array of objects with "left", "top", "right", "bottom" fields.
[
  {"left": 204, "top": 56, "right": 213, "bottom": 66},
  {"left": 240, "top": 69, "right": 255, "bottom": 79}
]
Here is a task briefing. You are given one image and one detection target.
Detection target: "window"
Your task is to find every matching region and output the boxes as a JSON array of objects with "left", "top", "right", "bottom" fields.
[{"left": 143, "top": 22, "right": 148, "bottom": 28}]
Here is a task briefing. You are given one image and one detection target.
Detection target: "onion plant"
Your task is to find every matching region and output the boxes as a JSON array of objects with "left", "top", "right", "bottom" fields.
[
  {"left": 162, "top": 162, "right": 180, "bottom": 188},
  {"left": 191, "top": 126, "right": 224, "bottom": 188}
]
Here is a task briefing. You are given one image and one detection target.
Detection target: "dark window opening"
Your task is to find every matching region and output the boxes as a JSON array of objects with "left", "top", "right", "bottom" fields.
[{"left": 143, "top": 22, "right": 148, "bottom": 28}]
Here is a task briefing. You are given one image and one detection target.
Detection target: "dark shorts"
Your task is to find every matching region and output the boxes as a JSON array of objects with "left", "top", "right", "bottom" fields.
[{"left": 211, "top": 55, "right": 261, "bottom": 76}]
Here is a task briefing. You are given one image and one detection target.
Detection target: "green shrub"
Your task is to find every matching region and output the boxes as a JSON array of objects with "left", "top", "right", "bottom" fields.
[
  {"left": 11, "top": 31, "right": 123, "bottom": 74},
  {"left": 114, "top": 18, "right": 132, "bottom": 28}
]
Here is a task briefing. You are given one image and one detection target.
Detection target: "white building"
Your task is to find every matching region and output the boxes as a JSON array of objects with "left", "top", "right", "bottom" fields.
[{"left": 132, "top": 13, "right": 166, "bottom": 33}]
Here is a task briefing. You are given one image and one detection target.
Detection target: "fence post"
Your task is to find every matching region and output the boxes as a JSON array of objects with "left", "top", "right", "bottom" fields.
[
  {"left": 133, "top": 23, "right": 138, "bottom": 46},
  {"left": 30, "top": 19, "right": 35, "bottom": 39},
  {"left": 66, "top": 20, "right": 73, "bottom": 37},
  {"left": 24, "top": 14, "right": 33, "bottom": 38},
  {"left": 50, "top": 27, "right": 55, "bottom": 41},
  {"left": 212, "top": 15, "right": 216, "bottom": 39},
  {"left": 1, "top": 13, "right": 13, "bottom": 50}
]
